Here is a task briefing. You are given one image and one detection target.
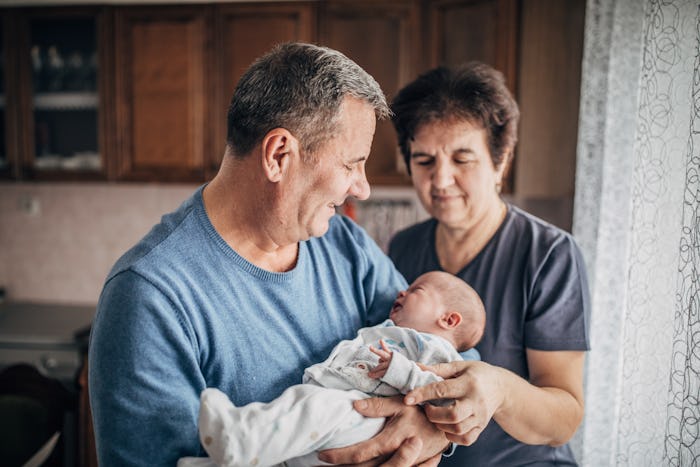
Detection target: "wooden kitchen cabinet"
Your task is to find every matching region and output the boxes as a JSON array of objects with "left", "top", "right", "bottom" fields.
[
  {"left": 319, "top": 0, "right": 420, "bottom": 185},
  {"left": 1, "top": 0, "right": 580, "bottom": 194},
  {"left": 3, "top": 6, "right": 112, "bottom": 181},
  {"left": 210, "top": 2, "right": 316, "bottom": 172},
  {"left": 318, "top": 0, "right": 518, "bottom": 186},
  {"left": 426, "top": 0, "right": 518, "bottom": 91},
  {"left": 113, "top": 6, "right": 212, "bottom": 182}
]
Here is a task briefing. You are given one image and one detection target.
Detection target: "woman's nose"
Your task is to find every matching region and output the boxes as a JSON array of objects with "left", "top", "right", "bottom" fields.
[{"left": 431, "top": 159, "right": 454, "bottom": 189}]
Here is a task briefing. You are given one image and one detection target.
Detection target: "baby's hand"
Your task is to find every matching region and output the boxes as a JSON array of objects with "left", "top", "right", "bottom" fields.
[{"left": 368, "top": 339, "right": 393, "bottom": 379}]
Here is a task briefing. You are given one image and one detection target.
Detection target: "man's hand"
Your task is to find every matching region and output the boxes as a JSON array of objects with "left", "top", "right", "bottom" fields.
[
  {"left": 368, "top": 340, "right": 393, "bottom": 379},
  {"left": 318, "top": 395, "right": 449, "bottom": 466}
]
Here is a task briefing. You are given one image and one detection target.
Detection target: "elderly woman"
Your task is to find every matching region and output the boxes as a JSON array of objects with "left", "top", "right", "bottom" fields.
[{"left": 387, "top": 62, "right": 591, "bottom": 465}]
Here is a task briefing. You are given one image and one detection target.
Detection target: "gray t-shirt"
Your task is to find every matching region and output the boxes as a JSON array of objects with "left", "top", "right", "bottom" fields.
[{"left": 388, "top": 204, "right": 590, "bottom": 466}]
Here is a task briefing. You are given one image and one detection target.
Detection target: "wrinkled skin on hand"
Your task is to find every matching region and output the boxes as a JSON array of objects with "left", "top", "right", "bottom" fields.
[
  {"left": 318, "top": 395, "right": 448, "bottom": 467},
  {"left": 406, "top": 360, "right": 503, "bottom": 446}
]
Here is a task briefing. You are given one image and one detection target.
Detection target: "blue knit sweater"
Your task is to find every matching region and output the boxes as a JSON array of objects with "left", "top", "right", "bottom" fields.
[{"left": 88, "top": 186, "right": 407, "bottom": 466}]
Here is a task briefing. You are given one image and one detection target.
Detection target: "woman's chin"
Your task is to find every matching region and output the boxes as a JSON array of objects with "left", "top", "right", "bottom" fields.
[{"left": 431, "top": 209, "right": 465, "bottom": 227}]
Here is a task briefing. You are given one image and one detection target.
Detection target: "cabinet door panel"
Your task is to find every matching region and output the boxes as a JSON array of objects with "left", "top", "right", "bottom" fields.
[
  {"left": 211, "top": 2, "right": 315, "bottom": 172},
  {"left": 220, "top": 3, "right": 314, "bottom": 91},
  {"left": 427, "top": 0, "right": 518, "bottom": 93},
  {"left": 319, "top": 0, "right": 419, "bottom": 186},
  {"left": 515, "top": 0, "right": 585, "bottom": 200},
  {"left": 115, "top": 8, "right": 208, "bottom": 181}
]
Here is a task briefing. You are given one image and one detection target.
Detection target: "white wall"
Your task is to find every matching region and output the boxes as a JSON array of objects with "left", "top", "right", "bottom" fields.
[{"left": 0, "top": 182, "right": 196, "bottom": 304}]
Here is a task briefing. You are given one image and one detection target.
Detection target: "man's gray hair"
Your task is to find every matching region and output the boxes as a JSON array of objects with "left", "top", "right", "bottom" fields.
[{"left": 226, "top": 42, "right": 389, "bottom": 158}]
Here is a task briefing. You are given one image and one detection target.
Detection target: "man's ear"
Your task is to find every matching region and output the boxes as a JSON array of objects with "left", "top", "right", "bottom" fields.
[
  {"left": 440, "top": 311, "right": 462, "bottom": 329},
  {"left": 261, "top": 128, "right": 299, "bottom": 182}
]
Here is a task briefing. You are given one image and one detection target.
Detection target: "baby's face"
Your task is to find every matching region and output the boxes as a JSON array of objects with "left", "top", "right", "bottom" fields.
[{"left": 389, "top": 276, "right": 445, "bottom": 333}]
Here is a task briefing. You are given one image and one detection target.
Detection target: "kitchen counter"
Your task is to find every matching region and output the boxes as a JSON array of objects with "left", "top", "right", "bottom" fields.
[{"left": 0, "top": 302, "right": 95, "bottom": 383}]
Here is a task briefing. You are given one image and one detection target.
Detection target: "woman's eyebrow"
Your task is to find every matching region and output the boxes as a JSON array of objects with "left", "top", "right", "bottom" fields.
[{"left": 411, "top": 147, "right": 475, "bottom": 158}]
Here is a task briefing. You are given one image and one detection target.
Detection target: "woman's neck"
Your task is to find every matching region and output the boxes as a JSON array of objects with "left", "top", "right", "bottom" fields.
[{"left": 435, "top": 199, "right": 507, "bottom": 275}]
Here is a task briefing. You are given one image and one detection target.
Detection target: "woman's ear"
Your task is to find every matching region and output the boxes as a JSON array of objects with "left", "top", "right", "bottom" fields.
[
  {"left": 261, "top": 128, "right": 299, "bottom": 182},
  {"left": 440, "top": 311, "right": 463, "bottom": 329}
]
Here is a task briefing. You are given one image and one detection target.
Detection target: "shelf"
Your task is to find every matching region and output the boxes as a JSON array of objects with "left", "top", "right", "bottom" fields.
[
  {"left": 35, "top": 152, "right": 101, "bottom": 170},
  {"left": 34, "top": 92, "right": 98, "bottom": 110}
]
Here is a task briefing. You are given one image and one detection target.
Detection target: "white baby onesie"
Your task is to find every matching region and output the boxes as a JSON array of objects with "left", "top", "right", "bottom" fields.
[{"left": 178, "top": 320, "right": 466, "bottom": 467}]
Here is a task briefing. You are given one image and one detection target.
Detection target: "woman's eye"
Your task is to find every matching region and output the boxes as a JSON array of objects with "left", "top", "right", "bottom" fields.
[
  {"left": 413, "top": 158, "right": 434, "bottom": 166},
  {"left": 455, "top": 157, "right": 476, "bottom": 165}
]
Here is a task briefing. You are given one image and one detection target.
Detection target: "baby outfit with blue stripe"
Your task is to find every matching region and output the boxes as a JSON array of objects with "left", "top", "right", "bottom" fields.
[{"left": 179, "top": 319, "right": 479, "bottom": 467}]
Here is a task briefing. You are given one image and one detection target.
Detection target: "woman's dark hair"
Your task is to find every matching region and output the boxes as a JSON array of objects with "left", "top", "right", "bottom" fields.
[{"left": 391, "top": 62, "right": 519, "bottom": 173}]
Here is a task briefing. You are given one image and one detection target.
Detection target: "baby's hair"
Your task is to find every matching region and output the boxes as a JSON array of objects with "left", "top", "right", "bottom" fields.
[{"left": 419, "top": 271, "right": 486, "bottom": 351}]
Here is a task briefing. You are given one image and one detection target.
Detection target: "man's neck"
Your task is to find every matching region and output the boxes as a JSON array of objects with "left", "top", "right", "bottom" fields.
[{"left": 203, "top": 158, "right": 299, "bottom": 272}]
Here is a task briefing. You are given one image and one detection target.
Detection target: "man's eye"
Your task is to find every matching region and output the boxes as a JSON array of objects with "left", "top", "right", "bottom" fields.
[{"left": 413, "top": 158, "right": 433, "bottom": 166}]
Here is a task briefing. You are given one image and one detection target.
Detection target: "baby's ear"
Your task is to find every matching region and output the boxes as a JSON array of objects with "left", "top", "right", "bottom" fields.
[{"left": 441, "top": 311, "right": 462, "bottom": 329}]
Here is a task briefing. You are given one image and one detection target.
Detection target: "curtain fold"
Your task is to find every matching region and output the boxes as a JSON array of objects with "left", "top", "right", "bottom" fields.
[{"left": 573, "top": 0, "right": 699, "bottom": 465}]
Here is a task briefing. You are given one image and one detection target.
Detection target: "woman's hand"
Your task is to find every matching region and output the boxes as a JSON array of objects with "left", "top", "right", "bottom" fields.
[
  {"left": 318, "top": 395, "right": 449, "bottom": 466},
  {"left": 403, "top": 360, "right": 505, "bottom": 446},
  {"left": 407, "top": 350, "right": 586, "bottom": 447}
]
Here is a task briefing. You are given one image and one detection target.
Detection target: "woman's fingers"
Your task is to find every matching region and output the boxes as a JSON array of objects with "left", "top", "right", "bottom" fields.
[
  {"left": 446, "top": 426, "right": 484, "bottom": 446},
  {"left": 405, "top": 377, "right": 466, "bottom": 407}
]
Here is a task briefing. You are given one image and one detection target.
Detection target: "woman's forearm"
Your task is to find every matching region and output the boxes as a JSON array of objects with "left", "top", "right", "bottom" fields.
[{"left": 493, "top": 350, "right": 585, "bottom": 446}]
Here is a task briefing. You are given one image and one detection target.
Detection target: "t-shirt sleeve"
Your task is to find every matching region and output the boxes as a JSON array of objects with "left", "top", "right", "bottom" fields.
[
  {"left": 388, "top": 221, "right": 438, "bottom": 285},
  {"left": 525, "top": 235, "right": 591, "bottom": 351},
  {"left": 89, "top": 270, "right": 204, "bottom": 466}
]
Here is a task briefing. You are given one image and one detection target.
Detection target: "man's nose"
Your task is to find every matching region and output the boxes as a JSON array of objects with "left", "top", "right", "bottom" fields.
[{"left": 350, "top": 167, "right": 371, "bottom": 201}]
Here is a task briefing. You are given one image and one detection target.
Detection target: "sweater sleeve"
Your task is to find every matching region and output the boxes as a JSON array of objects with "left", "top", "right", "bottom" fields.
[{"left": 89, "top": 270, "right": 204, "bottom": 467}]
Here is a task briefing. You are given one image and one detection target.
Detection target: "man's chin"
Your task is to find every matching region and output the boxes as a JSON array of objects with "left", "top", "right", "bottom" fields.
[{"left": 308, "top": 219, "right": 332, "bottom": 238}]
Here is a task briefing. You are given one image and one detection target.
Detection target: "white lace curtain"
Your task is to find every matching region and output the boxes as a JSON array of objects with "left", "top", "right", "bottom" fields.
[{"left": 572, "top": 0, "right": 699, "bottom": 465}]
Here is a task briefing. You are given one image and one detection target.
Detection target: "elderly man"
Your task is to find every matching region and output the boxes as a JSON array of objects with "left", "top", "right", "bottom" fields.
[{"left": 89, "top": 42, "right": 448, "bottom": 466}]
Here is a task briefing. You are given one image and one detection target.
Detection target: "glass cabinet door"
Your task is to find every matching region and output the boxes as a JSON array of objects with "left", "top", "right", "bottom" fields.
[{"left": 30, "top": 14, "right": 101, "bottom": 173}]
